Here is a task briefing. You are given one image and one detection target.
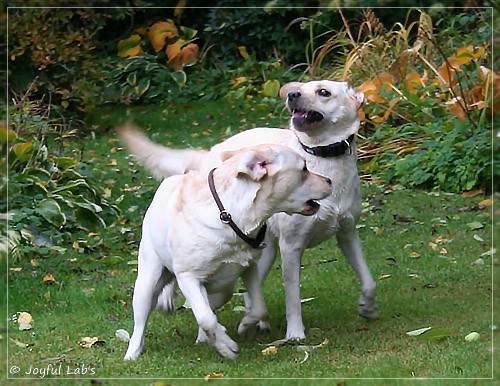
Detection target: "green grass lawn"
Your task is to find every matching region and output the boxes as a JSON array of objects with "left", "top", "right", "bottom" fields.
[{"left": 4, "top": 99, "right": 497, "bottom": 384}]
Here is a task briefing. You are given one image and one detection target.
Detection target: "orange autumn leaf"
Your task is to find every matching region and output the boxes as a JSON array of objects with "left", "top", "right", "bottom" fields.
[
  {"left": 166, "top": 40, "right": 199, "bottom": 71},
  {"left": 148, "top": 20, "right": 177, "bottom": 52}
]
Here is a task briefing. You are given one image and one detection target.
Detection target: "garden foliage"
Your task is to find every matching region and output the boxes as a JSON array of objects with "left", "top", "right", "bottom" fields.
[{"left": 5, "top": 5, "right": 495, "bottom": 258}]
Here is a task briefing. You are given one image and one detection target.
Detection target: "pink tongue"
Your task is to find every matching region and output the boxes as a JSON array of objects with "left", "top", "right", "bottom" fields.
[{"left": 294, "top": 111, "right": 307, "bottom": 119}]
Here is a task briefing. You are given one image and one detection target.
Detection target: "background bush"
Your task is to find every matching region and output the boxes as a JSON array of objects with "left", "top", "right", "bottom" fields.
[{"left": 5, "top": 3, "right": 496, "bottom": 257}]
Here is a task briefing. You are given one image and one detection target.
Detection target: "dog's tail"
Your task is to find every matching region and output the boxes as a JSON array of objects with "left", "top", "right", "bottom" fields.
[
  {"left": 117, "top": 123, "right": 208, "bottom": 179},
  {"left": 156, "top": 282, "right": 177, "bottom": 313}
]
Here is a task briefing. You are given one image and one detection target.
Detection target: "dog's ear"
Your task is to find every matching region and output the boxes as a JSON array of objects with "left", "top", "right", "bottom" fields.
[
  {"left": 352, "top": 91, "right": 365, "bottom": 109},
  {"left": 279, "top": 82, "right": 304, "bottom": 99},
  {"left": 236, "top": 150, "right": 270, "bottom": 181}
]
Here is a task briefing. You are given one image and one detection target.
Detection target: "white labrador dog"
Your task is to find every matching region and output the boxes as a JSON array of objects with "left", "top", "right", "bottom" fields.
[
  {"left": 120, "top": 80, "right": 378, "bottom": 342},
  {"left": 123, "top": 144, "right": 332, "bottom": 360}
]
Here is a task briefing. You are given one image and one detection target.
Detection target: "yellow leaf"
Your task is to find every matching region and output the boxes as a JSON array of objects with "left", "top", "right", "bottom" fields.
[
  {"left": 12, "top": 142, "right": 34, "bottom": 162},
  {"left": 204, "top": 372, "right": 224, "bottom": 381},
  {"left": 262, "top": 79, "right": 280, "bottom": 97},
  {"left": 429, "top": 242, "right": 438, "bottom": 250},
  {"left": 479, "top": 198, "right": 493, "bottom": 206},
  {"left": 409, "top": 252, "right": 421, "bottom": 258},
  {"left": 43, "top": 274, "right": 58, "bottom": 284},
  {"left": 238, "top": 45, "right": 250, "bottom": 60},
  {"left": 117, "top": 35, "right": 143, "bottom": 57},
  {"left": 262, "top": 346, "right": 278, "bottom": 355},
  {"left": 148, "top": 21, "right": 177, "bottom": 52},
  {"left": 318, "top": 338, "right": 329, "bottom": 348},
  {"left": 174, "top": 0, "right": 187, "bottom": 17},
  {"left": 378, "top": 274, "right": 392, "bottom": 280},
  {"left": 440, "top": 248, "right": 448, "bottom": 255},
  {"left": 0, "top": 125, "right": 17, "bottom": 143}
]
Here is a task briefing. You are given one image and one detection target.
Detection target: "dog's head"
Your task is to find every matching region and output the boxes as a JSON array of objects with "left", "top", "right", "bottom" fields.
[
  {"left": 280, "top": 80, "right": 364, "bottom": 135},
  {"left": 220, "top": 145, "right": 332, "bottom": 216}
]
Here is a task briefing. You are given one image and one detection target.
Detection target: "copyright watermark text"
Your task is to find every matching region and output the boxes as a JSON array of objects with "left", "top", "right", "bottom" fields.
[{"left": 10, "top": 363, "right": 96, "bottom": 378}]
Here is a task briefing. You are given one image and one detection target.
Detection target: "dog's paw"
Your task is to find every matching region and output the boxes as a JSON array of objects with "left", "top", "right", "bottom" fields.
[
  {"left": 237, "top": 315, "right": 260, "bottom": 339},
  {"left": 285, "top": 329, "right": 306, "bottom": 342},
  {"left": 124, "top": 350, "right": 141, "bottom": 361},
  {"left": 358, "top": 304, "right": 379, "bottom": 320},
  {"left": 213, "top": 331, "right": 239, "bottom": 360},
  {"left": 257, "top": 320, "right": 271, "bottom": 332},
  {"left": 358, "top": 294, "right": 379, "bottom": 320}
]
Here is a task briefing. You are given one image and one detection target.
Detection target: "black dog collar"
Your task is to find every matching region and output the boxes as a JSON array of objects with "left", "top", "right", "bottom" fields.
[{"left": 299, "top": 134, "right": 355, "bottom": 158}]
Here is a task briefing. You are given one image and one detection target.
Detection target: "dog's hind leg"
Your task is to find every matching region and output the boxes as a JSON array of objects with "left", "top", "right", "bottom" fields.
[
  {"left": 124, "top": 249, "right": 172, "bottom": 360},
  {"left": 238, "top": 263, "right": 268, "bottom": 338},
  {"left": 279, "top": 240, "right": 307, "bottom": 341},
  {"left": 243, "top": 233, "right": 277, "bottom": 332},
  {"left": 177, "top": 272, "right": 239, "bottom": 359},
  {"left": 336, "top": 228, "right": 378, "bottom": 320}
]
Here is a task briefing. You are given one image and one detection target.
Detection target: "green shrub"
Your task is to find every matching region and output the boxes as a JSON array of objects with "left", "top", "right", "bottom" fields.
[{"left": 6, "top": 93, "right": 120, "bottom": 258}]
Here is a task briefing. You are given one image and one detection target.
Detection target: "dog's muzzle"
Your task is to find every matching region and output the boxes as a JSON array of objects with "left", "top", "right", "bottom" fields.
[{"left": 287, "top": 92, "right": 324, "bottom": 130}]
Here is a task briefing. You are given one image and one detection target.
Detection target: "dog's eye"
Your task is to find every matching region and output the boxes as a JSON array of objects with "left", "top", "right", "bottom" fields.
[{"left": 318, "top": 89, "right": 331, "bottom": 97}]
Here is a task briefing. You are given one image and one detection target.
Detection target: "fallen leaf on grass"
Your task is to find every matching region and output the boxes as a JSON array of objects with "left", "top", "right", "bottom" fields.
[
  {"left": 467, "top": 221, "right": 484, "bottom": 230},
  {"left": 461, "top": 189, "right": 484, "bottom": 198},
  {"left": 78, "top": 336, "right": 105, "bottom": 348},
  {"left": 465, "top": 332, "right": 480, "bottom": 341},
  {"left": 296, "top": 338, "right": 329, "bottom": 364},
  {"left": 394, "top": 215, "right": 416, "bottom": 223},
  {"left": 406, "top": 326, "right": 449, "bottom": 340},
  {"left": 115, "top": 329, "right": 130, "bottom": 342},
  {"left": 409, "top": 252, "right": 421, "bottom": 258},
  {"left": 262, "top": 346, "right": 278, "bottom": 356},
  {"left": 10, "top": 337, "right": 34, "bottom": 348},
  {"left": 100, "top": 255, "right": 124, "bottom": 265},
  {"left": 478, "top": 198, "right": 492, "bottom": 206},
  {"left": 378, "top": 274, "right": 392, "bottom": 280},
  {"left": 204, "top": 372, "right": 224, "bottom": 381},
  {"left": 43, "top": 274, "right": 59, "bottom": 284},
  {"left": 300, "top": 297, "right": 316, "bottom": 304},
  {"left": 18, "top": 313, "right": 33, "bottom": 330}
]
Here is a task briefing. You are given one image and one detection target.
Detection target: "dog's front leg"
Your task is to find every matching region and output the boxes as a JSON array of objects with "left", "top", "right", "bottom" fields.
[
  {"left": 279, "top": 241, "right": 307, "bottom": 341},
  {"left": 176, "top": 272, "right": 239, "bottom": 359},
  {"left": 336, "top": 228, "right": 378, "bottom": 320},
  {"left": 238, "top": 263, "right": 268, "bottom": 337}
]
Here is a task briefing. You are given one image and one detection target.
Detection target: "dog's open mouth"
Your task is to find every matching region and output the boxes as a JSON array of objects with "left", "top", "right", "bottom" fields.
[
  {"left": 302, "top": 199, "right": 320, "bottom": 216},
  {"left": 292, "top": 109, "right": 324, "bottom": 130}
]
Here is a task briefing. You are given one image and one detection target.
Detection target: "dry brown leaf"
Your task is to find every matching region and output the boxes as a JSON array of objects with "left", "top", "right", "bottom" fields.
[
  {"left": 18, "top": 312, "right": 33, "bottom": 324},
  {"left": 461, "top": 190, "right": 484, "bottom": 198},
  {"left": 79, "top": 336, "right": 105, "bottom": 348},
  {"left": 262, "top": 346, "right": 278, "bottom": 356}
]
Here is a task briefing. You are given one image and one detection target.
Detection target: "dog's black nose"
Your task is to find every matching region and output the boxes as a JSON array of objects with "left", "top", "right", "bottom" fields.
[
  {"left": 325, "top": 177, "right": 332, "bottom": 186},
  {"left": 288, "top": 91, "right": 301, "bottom": 102}
]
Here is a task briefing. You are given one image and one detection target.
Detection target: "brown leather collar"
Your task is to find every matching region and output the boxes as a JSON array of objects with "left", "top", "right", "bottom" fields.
[{"left": 207, "top": 168, "right": 267, "bottom": 249}]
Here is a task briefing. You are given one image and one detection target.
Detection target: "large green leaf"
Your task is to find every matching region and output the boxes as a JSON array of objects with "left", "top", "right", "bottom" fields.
[
  {"left": 262, "top": 79, "right": 280, "bottom": 97},
  {"left": 170, "top": 70, "right": 187, "bottom": 87},
  {"left": 73, "top": 195, "right": 103, "bottom": 213},
  {"left": 35, "top": 199, "right": 66, "bottom": 228}
]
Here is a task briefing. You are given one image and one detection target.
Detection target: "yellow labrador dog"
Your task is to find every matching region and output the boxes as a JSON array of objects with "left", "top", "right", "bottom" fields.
[
  {"left": 123, "top": 145, "right": 332, "bottom": 360},
  {"left": 120, "top": 80, "right": 378, "bottom": 342}
]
